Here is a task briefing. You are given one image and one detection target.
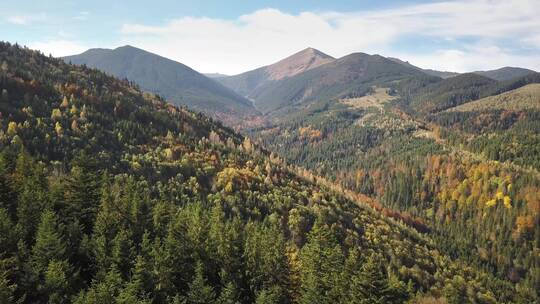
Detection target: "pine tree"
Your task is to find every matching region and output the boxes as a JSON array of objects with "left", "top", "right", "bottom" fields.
[
  {"left": 64, "top": 154, "right": 101, "bottom": 234},
  {"left": 443, "top": 275, "right": 468, "bottom": 304},
  {"left": 124, "top": 254, "right": 154, "bottom": 300},
  {"left": 73, "top": 267, "right": 124, "bottom": 304},
  {"left": 255, "top": 285, "right": 283, "bottom": 304},
  {"left": 14, "top": 152, "right": 49, "bottom": 244},
  {"left": 0, "top": 208, "right": 16, "bottom": 254},
  {"left": 0, "top": 261, "right": 17, "bottom": 304},
  {"left": 345, "top": 253, "right": 409, "bottom": 304},
  {"left": 348, "top": 253, "right": 392, "bottom": 304},
  {"left": 111, "top": 229, "right": 135, "bottom": 279},
  {"left": 187, "top": 262, "right": 216, "bottom": 304},
  {"left": 151, "top": 238, "right": 176, "bottom": 302},
  {"left": 299, "top": 221, "right": 345, "bottom": 304},
  {"left": 0, "top": 158, "right": 16, "bottom": 216},
  {"left": 244, "top": 222, "right": 289, "bottom": 297},
  {"left": 31, "top": 210, "right": 66, "bottom": 272},
  {"left": 43, "top": 260, "right": 70, "bottom": 304},
  {"left": 217, "top": 281, "right": 241, "bottom": 304}
]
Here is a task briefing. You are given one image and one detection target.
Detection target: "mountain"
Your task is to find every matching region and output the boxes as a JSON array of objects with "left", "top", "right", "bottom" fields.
[
  {"left": 404, "top": 72, "right": 540, "bottom": 115},
  {"left": 445, "top": 83, "right": 540, "bottom": 112},
  {"left": 247, "top": 52, "right": 432, "bottom": 114},
  {"left": 63, "top": 45, "right": 258, "bottom": 122},
  {"left": 247, "top": 51, "right": 540, "bottom": 300},
  {"left": 422, "top": 69, "right": 460, "bottom": 78},
  {"left": 216, "top": 47, "right": 335, "bottom": 98},
  {"left": 405, "top": 73, "right": 497, "bottom": 114},
  {"left": 387, "top": 57, "right": 460, "bottom": 78},
  {"left": 1, "top": 41, "right": 524, "bottom": 303},
  {"left": 388, "top": 58, "right": 536, "bottom": 81},
  {"left": 473, "top": 66, "right": 536, "bottom": 81}
]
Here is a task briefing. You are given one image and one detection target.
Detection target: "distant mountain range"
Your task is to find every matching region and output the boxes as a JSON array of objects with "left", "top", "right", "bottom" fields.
[
  {"left": 214, "top": 48, "right": 536, "bottom": 115},
  {"left": 473, "top": 66, "right": 537, "bottom": 81},
  {"left": 63, "top": 46, "right": 259, "bottom": 124},
  {"left": 64, "top": 45, "right": 537, "bottom": 124},
  {"left": 387, "top": 57, "right": 535, "bottom": 81}
]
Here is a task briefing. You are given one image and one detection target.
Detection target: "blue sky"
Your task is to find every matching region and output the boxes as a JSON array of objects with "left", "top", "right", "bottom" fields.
[{"left": 1, "top": 0, "right": 539, "bottom": 74}]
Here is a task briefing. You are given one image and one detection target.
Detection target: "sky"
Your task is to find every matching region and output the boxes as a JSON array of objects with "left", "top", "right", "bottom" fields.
[{"left": 1, "top": 0, "right": 540, "bottom": 75}]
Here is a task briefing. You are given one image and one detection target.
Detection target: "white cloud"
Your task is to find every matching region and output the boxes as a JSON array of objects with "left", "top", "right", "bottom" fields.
[
  {"left": 6, "top": 13, "right": 47, "bottom": 25},
  {"left": 7, "top": 16, "right": 28, "bottom": 25},
  {"left": 29, "top": 40, "right": 89, "bottom": 57},
  {"left": 115, "top": 0, "right": 539, "bottom": 74},
  {"left": 394, "top": 46, "right": 540, "bottom": 73}
]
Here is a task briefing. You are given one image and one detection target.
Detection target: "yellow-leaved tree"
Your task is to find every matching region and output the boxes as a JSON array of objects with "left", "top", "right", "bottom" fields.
[
  {"left": 55, "top": 122, "right": 63, "bottom": 137},
  {"left": 7, "top": 121, "right": 17, "bottom": 136}
]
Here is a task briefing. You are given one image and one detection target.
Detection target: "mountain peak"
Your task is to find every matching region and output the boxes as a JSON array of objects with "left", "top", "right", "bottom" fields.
[
  {"left": 115, "top": 45, "right": 144, "bottom": 51},
  {"left": 265, "top": 47, "right": 335, "bottom": 80},
  {"left": 298, "top": 47, "right": 330, "bottom": 57}
]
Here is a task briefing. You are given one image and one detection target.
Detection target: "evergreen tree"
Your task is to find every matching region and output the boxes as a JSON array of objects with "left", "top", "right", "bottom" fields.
[
  {"left": 111, "top": 229, "right": 135, "bottom": 279},
  {"left": 43, "top": 260, "right": 70, "bottom": 304},
  {"left": 64, "top": 157, "right": 101, "bottom": 234},
  {"left": 73, "top": 267, "right": 124, "bottom": 304},
  {"left": 244, "top": 222, "right": 289, "bottom": 298},
  {"left": 0, "top": 208, "right": 16, "bottom": 254},
  {"left": 217, "top": 281, "right": 241, "bottom": 304},
  {"left": 255, "top": 285, "right": 284, "bottom": 304},
  {"left": 31, "top": 210, "right": 66, "bottom": 273},
  {"left": 348, "top": 253, "right": 395, "bottom": 304},
  {"left": 14, "top": 154, "right": 49, "bottom": 244},
  {"left": 187, "top": 262, "right": 216, "bottom": 304},
  {"left": 0, "top": 157, "right": 16, "bottom": 217},
  {"left": 299, "top": 221, "right": 345, "bottom": 304},
  {"left": 443, "top": 276, "right": 468, "bottom": 304},
  {"left": 0, "top": 260, "right": 17, "bottom": 304}
]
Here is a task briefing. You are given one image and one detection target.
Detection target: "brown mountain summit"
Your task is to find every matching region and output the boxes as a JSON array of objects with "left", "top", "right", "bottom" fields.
[
  {"left": 265, "top": 47, "right": 335, "bottom": 80},
  {"left": 215, "top": 47, "right": 335, "bottom": 97}
]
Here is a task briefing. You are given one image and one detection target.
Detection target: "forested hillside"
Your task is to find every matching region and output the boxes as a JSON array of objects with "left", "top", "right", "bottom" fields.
[
  {"left": 251, "top": 57, "right": 540, "bottom": 302},
  {"left": 2, "top": 42, "right": 528, "bottom": 303},
  {"left": 473, "top": 67, "right": 536, "bottom": 81}
]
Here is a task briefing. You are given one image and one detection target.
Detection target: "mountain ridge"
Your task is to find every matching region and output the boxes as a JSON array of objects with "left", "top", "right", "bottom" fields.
[
  {"left": 63, "top": 45, "right": 259, "bottom": 123},
  {"left": 473, "top": 66, "right": 537, "bottom": 81},
  {"left": 215, "top": 47, "right": 335, "bottom": 98},
  {"left": 246, "top": 51, "right": 432, "bottom": 114}
]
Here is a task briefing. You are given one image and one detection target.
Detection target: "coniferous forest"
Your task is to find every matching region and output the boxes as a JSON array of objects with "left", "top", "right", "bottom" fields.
[{"left": 0, "top": 32, "right": 539, "bottom": 304}]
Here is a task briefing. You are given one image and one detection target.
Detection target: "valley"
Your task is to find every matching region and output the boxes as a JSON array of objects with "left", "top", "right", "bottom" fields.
[
  {"left": 216, "top": 47, "right": 540, "bottom": 303},
  {"left": 1, "top": 34, "right": 539, "bottom": 304}
]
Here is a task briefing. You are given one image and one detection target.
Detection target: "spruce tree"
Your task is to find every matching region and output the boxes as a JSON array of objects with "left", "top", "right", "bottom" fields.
[
  {"left": 187, "top": 262, "right": 216, "bottom": 304},
  {"left": 217, "top": 281, "right": 241, "bottom": 304},
  {"left": 64, "top": 163, "right": 100, "bottom": 234},
  {"left": 43, "top": 260, "right": 70, "bottom": 304},
  {"left": 0, "top": 262, "right": 17, "bottom": 304},
  {"left": 299, "top": 221, "right": 345, "bottom": 304},
  {"left": 31, "top": 210, "right": 66, "bottom": 273},
  {"left": 255, "top": 285, "right": 283, "bottom": 304},
  {"left": 348, "top": 253, "right": 392, "bottom": 304}
]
